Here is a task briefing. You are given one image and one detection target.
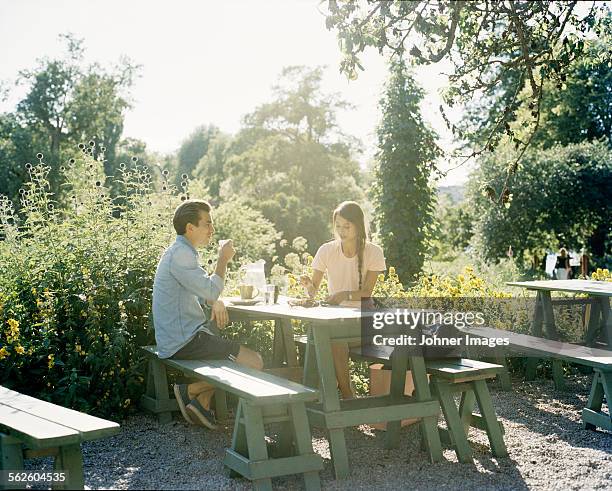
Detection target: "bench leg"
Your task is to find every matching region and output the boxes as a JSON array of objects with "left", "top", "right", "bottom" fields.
[
  {"left": 583, "top": 370, "right": 612, "bottom": 431},
  {"left": 289, "top": 403, "right": 321, "bottom": 491},
  {"left": 227, "top": 401, "right": 248, "bottom": 478},
  {"left": 433, "top": 381, "right": 473, "bottom": 464},
  {"left": 150, "top": 358, "right": 173, "bottom": 424},
  {"left": 53, "top": 444, "right": 84, "bottom": 490},
  {"left": 0, "top": 434, "right": 24, "bottom": 474},
  {"left": 552, "top": 360, "right": 566, "bottom": 391},
  {"left": 243, "top": 404, "right": 272, "bottom": 491},
  {"left": 472, "top": 380, "right": 508, "bottom": 458},
  {"left": 491, "top": 356, "right": 512, "bottom": 391},
  {"left": 459, "top": 389, "right": 476, "bottom": 432},
  {"left": 214, "top": 389, "right": 229, "bottom": 423},
  {"left": 274, "top": 420, "right": 294, "bottom": 459}
]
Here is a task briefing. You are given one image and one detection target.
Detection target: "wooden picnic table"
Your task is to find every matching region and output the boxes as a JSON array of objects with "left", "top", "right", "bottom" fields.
[
  {"left": 506, "top": 280, "right": 612, "bottom": 348},
  {"left": 225, "top": 297, "right": 442, "bottom": 480}
]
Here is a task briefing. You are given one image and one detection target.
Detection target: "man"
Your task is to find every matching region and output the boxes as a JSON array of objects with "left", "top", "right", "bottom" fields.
[{"left": 153, "top": 199, "right": 263, "bottom": 429}]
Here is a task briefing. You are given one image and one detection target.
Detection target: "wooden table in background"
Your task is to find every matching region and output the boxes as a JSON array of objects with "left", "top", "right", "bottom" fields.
[{"left": 506, "top": 280, "right": 612, "bottom": 347}]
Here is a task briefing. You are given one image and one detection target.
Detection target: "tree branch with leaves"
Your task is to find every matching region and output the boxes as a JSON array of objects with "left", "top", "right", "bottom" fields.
[{"left": 323, "top": 0, "right": 608, "bottom": 203}]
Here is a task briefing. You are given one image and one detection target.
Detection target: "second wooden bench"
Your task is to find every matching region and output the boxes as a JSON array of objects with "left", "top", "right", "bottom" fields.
[{"left": 140, "top": 346, "right": 323, "bottom": 491}]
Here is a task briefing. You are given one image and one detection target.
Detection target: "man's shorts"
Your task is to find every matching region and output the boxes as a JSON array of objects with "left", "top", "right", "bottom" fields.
[{"left": 170, "top": 331, "right": 241, "bottom": 361}]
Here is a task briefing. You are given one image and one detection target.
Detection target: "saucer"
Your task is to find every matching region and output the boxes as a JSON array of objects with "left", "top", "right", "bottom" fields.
[{"left": 228, "top": 298, "right": 261, "bottom": 306}]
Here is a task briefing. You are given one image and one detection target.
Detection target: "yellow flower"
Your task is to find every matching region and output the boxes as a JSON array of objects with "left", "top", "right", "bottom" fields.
[
  {"left": 7, "top": 319, "right": 19, "bottom": 331},
  {"left": 388, "top": 266, "right": 396, "bottom": 276},
  {"left": 15, "top": 345, "right": 25, "bottom": 355},
  {"left": 0, "top": 347, "right": 8, "bottom": 360},
  {"left": 48, "top": 354, "right": 55, "bottom": 369}
]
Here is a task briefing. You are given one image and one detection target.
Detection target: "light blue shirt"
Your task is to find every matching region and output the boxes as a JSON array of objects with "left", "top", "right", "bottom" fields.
[{"left": 152, "top": 235, "right": 224, "bottom": 358}]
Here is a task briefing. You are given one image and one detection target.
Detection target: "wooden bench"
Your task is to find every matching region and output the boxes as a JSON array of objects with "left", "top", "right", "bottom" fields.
[
  {"left": 350, "top": 345, "right": 508, "bottom": 463},
  {"left": 0, "top": 386, "right": 119, "bottom": 490},
  {"left": 140, "top": 346, "right": 323, "bottom": 491},
  {"left": 462, "top": 326, "right": 612, "bottom": 431}
]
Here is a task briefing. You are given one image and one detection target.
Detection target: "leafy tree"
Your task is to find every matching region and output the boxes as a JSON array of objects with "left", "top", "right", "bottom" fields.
[
  {"left": 0, "top": 34, "right": 138, "bottom": 198},
  {"left": 469, "top": 141, "right": 611, "bottom": 264},
  {"left": 193, "top": 131, "right": 232, "bottom": 202},
  {"left": 220, "top": 66, "right": 365, "bottom": 254},
  {"left": 432, "top": 194, "right": 473, "bottom": 260},
  {"left": 324, "top": 1, "right": 608, "bottom": 180},
  {"left": 464, "top": 20, "right": 612, "bottom": 152},
  {"left": 374, "top": 59, "right": 440, "bottom": 284},
  {"left": 175, "top": 124, "right": 220, "bottom": 184},
  {"left": 515, "top": 32, "right": 612, "bottom": 149}
]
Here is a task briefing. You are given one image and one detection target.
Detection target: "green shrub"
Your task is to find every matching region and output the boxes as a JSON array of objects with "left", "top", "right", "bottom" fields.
[{"left": 0, "top": 148, "right": 278, "bottom": 417}]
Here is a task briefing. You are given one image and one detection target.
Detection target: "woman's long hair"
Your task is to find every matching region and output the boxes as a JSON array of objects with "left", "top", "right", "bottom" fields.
[{"left": 333, "top": 201, "right": 368, "bottom": 288}]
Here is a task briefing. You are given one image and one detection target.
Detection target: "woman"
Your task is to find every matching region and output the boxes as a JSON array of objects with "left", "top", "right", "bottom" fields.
[{"left": 300, "top": 201, "right": 386, "bottom": 398}]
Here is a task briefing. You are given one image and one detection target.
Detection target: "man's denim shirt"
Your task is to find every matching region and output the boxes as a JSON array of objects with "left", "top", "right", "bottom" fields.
[{"left": 153, "top": 235, "right": 223, "bottom": 358}]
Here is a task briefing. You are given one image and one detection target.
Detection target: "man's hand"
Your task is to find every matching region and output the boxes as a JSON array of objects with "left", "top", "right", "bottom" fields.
[
  {"left": 325, "top": 291, "right": 349, "bottom": 305},
  {"left": 210, "top": 300, "right": 229, "bottom": 328},
  {"left": 218, "top": 239, "right": 236, "bottom": 263}
]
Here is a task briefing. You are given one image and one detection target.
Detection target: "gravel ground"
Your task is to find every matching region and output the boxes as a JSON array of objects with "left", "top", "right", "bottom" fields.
[{"left": 25, "top": 373, "right": 611, "bottom": 490}]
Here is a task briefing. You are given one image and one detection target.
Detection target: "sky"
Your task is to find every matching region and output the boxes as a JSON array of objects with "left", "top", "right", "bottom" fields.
[{"left": 0, "top": 0, "right": 473, "bottom": 186}]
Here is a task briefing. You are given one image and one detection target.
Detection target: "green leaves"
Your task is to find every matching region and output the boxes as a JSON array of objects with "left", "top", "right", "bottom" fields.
[{"left": 374, "top": 59, "right": 440, "bottom": 285}]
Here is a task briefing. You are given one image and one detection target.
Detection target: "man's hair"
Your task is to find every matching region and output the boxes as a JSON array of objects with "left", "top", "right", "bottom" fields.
[{"left": 173, "top": 199, "right": 211, "bottom": 235}]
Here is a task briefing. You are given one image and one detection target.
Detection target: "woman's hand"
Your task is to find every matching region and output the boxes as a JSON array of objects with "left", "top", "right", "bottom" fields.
[
  {"left": 325, "top": 291, "right": 349, "bottom": 305},
  {"left": 210, "top": 300, "right": 229, "bottom": 328},
  {"left": 299, "top": 275, "right": 316, "bottom": 298}
]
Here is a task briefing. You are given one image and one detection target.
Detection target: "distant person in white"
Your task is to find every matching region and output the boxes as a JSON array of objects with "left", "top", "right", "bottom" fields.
[
  {"left": 300, "top": 201, "right": 386, "bottom": 398},
  {"left": 555, "top": 248, "right": 571, "bottom": 280}
]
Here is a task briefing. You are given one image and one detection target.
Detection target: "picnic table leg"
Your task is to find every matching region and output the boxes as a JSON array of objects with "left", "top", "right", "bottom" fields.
[
  {"left": 272, "top": 318, "right": 285, "bottom": 368},
  {"left": 384, "top": 347, "right": 409, "bottom": 449},
  {"left": 311, "top": 325, "right": 349, "bottom": 480},
  {"left": 582, "top": 369, "right": 612, "bottom": 431},
  {"left": 598, "top": 297, "right": 611, "bottom": 347},
  {"left": 279, "top": 318, "right": 299, "bottom": 368},
  {"left": 409, "top": 355, "right": 443, "bottom": 463},
  {"left": 289, "top": 403, "right": 322, "bottom": 491},
  {"left": 302, "top": 325, "right": 319, "bottom": 388},
  {"left": 432, "top": 381, "right": 473, "bottom": 463},
  {"left": 472, "top": 380, "right": 508, "bottom": 458},
  {"left": 585, "top": 299, "right": 602, "bottom": 347},
  {"left": 243, "top": 403, "right": 273, "bottom": 491},
  {"left": 541, "top": 291, "right": 558, "bottom": 340},
  {"left": 526, "top": 293, "right": 544, "bottom": 381},
  {"left": 54, "top": 443, "right": 84, "bottom": 490}
]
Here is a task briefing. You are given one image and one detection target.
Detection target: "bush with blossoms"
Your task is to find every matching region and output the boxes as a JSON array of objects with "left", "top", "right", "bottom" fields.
[{"left": 0, "top": 144, "right": 277, "bottom": 418}]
